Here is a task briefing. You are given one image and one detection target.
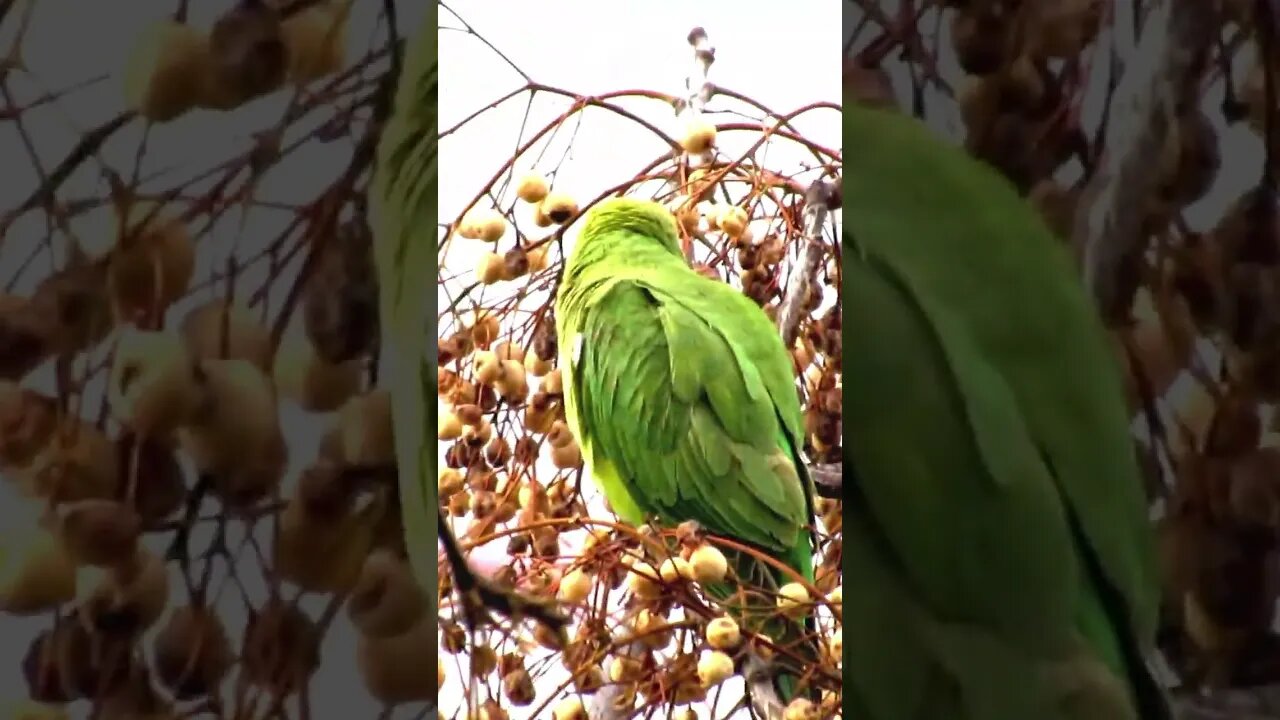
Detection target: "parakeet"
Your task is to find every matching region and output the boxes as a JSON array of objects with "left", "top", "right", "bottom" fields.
[
  {"left": 843, "top": 100, "right": 1170, "bottom": 719},
  {"left": 370, "top": 5, "right": 436, "bottom": 640},
  {"left": 554, "top": 197, "right": 819, "bottom": 702}
]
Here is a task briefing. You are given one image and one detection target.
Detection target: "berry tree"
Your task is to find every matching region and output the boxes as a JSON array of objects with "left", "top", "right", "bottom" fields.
[
  {"left": 438, "top": 4, "right": 842, "bottom": 719},
  {"left": 852, "top": 0, "right": 1280, "bottom": 717},
  {"left": 0, "top": 1, "right": 437, "bottom": 718}
]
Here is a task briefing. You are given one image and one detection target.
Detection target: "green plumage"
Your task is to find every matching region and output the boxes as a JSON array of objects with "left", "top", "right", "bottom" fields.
[
  {"left": 844, "top": 101, "right": 1169, "bottom": 719},
  {"left": 371, "top": 6, "right": 437, "bottom": 627},
  {"left": 554, "top": 198, "right": 817, "bottom": 699}
]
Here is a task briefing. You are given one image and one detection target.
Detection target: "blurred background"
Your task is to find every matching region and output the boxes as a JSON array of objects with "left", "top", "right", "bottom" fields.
[
  {"left": 850, "top": 0, "right": 1280, "bottom": 717},
  {"left": 0, "top": 1, "right": 429, "bottom": 718}
]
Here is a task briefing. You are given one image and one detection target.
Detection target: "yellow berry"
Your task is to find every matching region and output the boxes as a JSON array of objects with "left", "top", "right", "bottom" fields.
[
  {"left": 659, "top": 556, "right": 690, "bottom": 583},
  {"left": 532, "top": 203, "right": 553, "bottom": 228},
  {"left": 123, "top": 21, "right": 209, "bottom": 122},
  {"left": 337, "top": 390, "right": 395, "bottom": 467},
  {"left": 783, "top": 698, "right": 820, "bottom": 720},
  {"left": 826, "top": 630, "right": 843, "bottom": 663},
  {"left": 272, "top": 326, "right": 361, "bottom": 413},
  {"left": 527, "top": 245, "right": 550, "bottom": 272},
  {"left": 281, "top": 1, "right": 348, "bottom": 83},
  {"left": 630, "top": 607, "right": 671, "bottom": 648},
  {"left": 473, "top": 350, "right": 501, "bottom": 385},
  {"left": 689, "top": 544, "right": 728, "bottom": 584},
  {"left": 778, "top": 582, "right": 811, "bottom": 619},
  {"left": 494, "top": 341, "right": 525, "bottom": 363},
  {"left": 515, "top": 173, "right": 550, "bottom": 204},
  {"left": 461, "top": 208, "right": 505, "bottom": 242},
  {"left": 557, "top": 567, "right": 592, "bottom": 604},
  {"left": 107, "top": 327, "right": 200, "bottom": 436},
  {"left": 177, "top": 359, "right": 285, "bottom": 507},
  {"left": 705, "top": 203, "right": 723, "bottom": 229},
  {"left": 544, "top": 421, "right": 572, "bottom": 448},
  {"left": 524, "top": 351, "right": 552, "bottom": 377},
  {"left": 0, "top": 516, "right": 77, "bottom": 615},
  {"left": 609, "top": 655, "right": 641, "bottom": 682},
  {"left": 697, "top": 650, "right": 735, "bottom": 687},
  {"left": 550, "top": 441, "right": 582, "bottom": 470},
  {"left": 495, "top": 359, "right": 527, "bottom": 399},
  {"left": 552, "top": 696, "right": 586, "bottom": 720},
  {"left": 476, "top": 252, "right": 505, "bottom": 284},
  {"left": 626, "top": 561, "right": 663, "bottom": 599},
  {"left": 581, "top": 526, "right": 610, "bottom": 552},
  {"left": 675, "top": 201, "right": 701, "bottom": 233},
  {"left": 680, "top": 116, "right": 717, "bottom": 154},
  {"left": 437, "top": 470, "right": 465, "bottom": 500},
  {"left": 463, "top": 418, "right": 493, "bottom": 445},
  {"left": 181, "top": 300, "right": 273, "bottom": 372},
  {"left": 542, "top": 193, "right": 578, "bottom": 224},
  {"left": 542, "top": 368, "right": 563, "bottom": 394},
  {"left": 108, "top": 201, "right": 195, "bottom": 322},
  {"left": 478, "top": 210, "right": 506, "bottom": 242},
  {"left": 719, "top": 206, "right": 749, "bottom": 238},
  {"left": 705, "top": 616, "right": 741, "bottom": 650},
  {"left": 438, "top": 412, "right": 463, "bottom": 440}
]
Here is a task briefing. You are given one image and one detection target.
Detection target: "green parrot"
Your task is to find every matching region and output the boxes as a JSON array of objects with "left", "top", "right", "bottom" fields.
[
  {"left": 553, "top": 198, "right": 820, "bottom": 703},
  {"left": 842, "top": 100, "right": 1171, "bottom": 719},
  {"left": 370, "top": 4, "right": 437, "bottom": 649}
]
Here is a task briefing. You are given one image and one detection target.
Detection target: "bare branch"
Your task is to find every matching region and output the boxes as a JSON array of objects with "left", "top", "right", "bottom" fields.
[
  {"left": 777, "top": 179, "right": 838, "bottom": 348},
  {"left": 680, "top": 26, "right": 715, "bottom": 117},
  {"left": 810, "top": 462, "right": 842, "bottom": 499},
  {"left": 1072, "top": 0, "right": 1215, "bottom": 321}
]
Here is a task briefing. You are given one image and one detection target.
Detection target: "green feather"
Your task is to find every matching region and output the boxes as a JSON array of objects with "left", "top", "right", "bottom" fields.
[
  {"left": 556, "top": 198, "right": 818, "bottom": 700},
  {"left": 370, "top": 6, "right": 437, "bottom": 628},
  {"left": 844, "top": 101, "right": 1169, "bottom": 719}
]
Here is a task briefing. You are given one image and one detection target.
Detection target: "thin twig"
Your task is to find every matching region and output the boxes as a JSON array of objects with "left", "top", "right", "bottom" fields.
[
  {"left": 1072, "top": 0, "right": 1215, "bottom": 322},
  {"left": 809, "top": 463, "right": 842, "bottom": 499},
  {"left": 0, "top": 109, "right": 136, "bottom": 237},
  {"left": 777, "top": 179, "right": 838, "bottom": 348}
]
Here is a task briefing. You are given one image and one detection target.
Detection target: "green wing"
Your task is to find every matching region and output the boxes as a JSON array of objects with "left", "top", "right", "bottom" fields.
[
  {"left": 844, "top": 102, "right": 1165, "bottom": 719},
  {"left": 553, "top": 199, "right": 820, "bottom": 699},
  {"left": 843, "top": 246, "right": 1128, "bottom": 720},
  {"left": 371, "top": 6, "right": 437, "bottom": 617},
  {"left": 566, "top": 271, "right": 812, "bottom": 581}
]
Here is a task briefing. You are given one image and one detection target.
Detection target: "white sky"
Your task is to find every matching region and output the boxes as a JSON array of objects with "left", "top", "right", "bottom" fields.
[
  {"left": 439, "top": 2, "right": 840, "bottom": 719},
  {"left": 0, "top": 1, "right": 429, "bottom": 718}
]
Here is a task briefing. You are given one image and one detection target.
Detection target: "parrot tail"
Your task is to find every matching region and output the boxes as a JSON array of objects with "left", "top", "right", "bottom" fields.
[
  {"left": 763, "top": 605, "right": 822, "bottom": 703},
  {"left": 720, "top": 548, "right": 824, "bottom": 707}
]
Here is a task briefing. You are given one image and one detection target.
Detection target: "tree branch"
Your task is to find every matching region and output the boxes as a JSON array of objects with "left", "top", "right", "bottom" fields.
[
  {"left": 1072, "top": 0, "right": 1215, "bottom": 321},
  {"left": 0, "top": 109, "right": 136, "bottom": 238},
  {"left": 437, "top": 505, "right": 570, "bottom": 637},
  {"left": 809, "top": 462, "right": 842, "bottom": 499},
  {"left": 777, "top": 179, "right": 838, "bottom": 348},
  {"left": 330, "top": 461, "right": 573, "bottom": 637}
]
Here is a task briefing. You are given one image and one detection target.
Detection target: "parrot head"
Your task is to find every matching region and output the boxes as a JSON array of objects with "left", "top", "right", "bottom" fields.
[{"left": 563, "top": 197, "right": 683, "bottom": 276}]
